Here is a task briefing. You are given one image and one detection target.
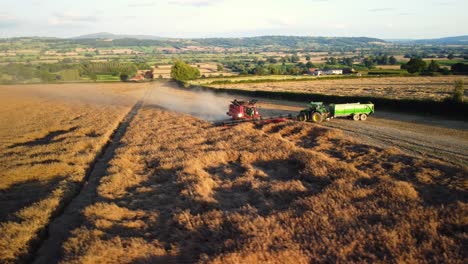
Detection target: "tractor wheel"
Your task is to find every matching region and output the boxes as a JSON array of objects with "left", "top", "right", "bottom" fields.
[
  {"left": 311, "top": 112, "right": 323, "bottom": 123},
  {"left": 352, "top": 114, "right": 360, "bottom": 121},
  {"left": 360, "top": 114, "right": 368, "bottom": 121},
  {"left": 297, "top": 113, "right": 307, "bottom": 122}
]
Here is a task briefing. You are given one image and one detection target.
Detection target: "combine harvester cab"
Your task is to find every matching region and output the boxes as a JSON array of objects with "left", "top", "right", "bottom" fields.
[
  {"left": 298, "top": 101, "right": 374, "bottom": 123},
  {"left": 227, "top": 99, "right": 261, "bottom": 120}
]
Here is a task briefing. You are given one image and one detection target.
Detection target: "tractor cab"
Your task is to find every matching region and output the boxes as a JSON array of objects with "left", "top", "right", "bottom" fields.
[
  {"left": 227, "top": 99, "right": 261, "bottom": 120},
  {"left": 307, "top": 102, "right": 325, "bottom": 111}
]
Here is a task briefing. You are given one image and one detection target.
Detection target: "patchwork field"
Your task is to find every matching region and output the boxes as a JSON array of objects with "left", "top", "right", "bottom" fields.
[
  {"left": 206, "top": 76, "right": 468, "bottom": 101},
  {"left": 153, "top": 64, "right": 237, "bottom": 78},
  {"left": 1, "top": 81, "right": 467, "bottom": 263}
]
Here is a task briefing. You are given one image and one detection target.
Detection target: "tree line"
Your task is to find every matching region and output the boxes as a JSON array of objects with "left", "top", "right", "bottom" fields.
[
  {"left": 401, "top": 58, "right": 468, "bottom": 75},
  {"left": 0, "top": 61, "right": 144, "bottom": 83}
]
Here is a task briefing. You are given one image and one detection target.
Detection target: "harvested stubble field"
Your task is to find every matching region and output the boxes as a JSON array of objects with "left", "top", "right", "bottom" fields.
[
  {"left": 0, "top": 83, "right": 147, "bottom": 263},
  {"left": 1, "top": 82, "right": 467, "bottom": 263},
  {"left": 208, "top": 76, "right": 468, "bottom": 101}
]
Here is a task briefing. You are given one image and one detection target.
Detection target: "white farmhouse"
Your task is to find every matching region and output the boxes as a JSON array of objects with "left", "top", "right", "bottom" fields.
[
  {"left": 311, "top": 69, "right": 343, "bottom": 76},
  {"left": 323, "top": 69, "right": 343, "bottom": 75}
]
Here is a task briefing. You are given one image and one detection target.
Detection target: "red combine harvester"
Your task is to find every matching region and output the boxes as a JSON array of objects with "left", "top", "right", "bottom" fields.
[
  {"left": 227, "top": 99, "right": 261, "bottom": 120},
  {"left": 216, "top": 99, "right": 292, "bottom": 126}
]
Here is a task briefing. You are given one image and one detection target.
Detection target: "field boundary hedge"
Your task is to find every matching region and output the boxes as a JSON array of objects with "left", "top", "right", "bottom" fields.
[
  {"left": 176, "top": 81, "right": 468, "bottom": 120},
  {"left": 190, "top": 74, "right": 422, "bottom": 86}
]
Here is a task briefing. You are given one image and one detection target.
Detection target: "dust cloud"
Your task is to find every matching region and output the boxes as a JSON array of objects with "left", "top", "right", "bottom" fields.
[{"left": 147, "top": 83, "right": 236, "bottom": 121}]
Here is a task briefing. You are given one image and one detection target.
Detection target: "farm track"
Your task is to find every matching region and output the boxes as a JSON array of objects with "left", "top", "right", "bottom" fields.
[
  {"left": 31, "top": 87, "right": 153, "bottom": 264},
  {"left": 323, "top": 119, "right": 468, "bottom": 167}
]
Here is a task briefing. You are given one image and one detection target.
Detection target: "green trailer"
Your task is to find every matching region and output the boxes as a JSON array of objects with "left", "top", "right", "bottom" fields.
[{"left": 297, "top": 102, "right": 374, "bottom": 123}]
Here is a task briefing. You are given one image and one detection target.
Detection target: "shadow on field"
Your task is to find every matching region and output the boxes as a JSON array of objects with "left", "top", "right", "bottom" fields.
[
  {"left": 92, "top": 166, "right": 244, "bottom": 262},
  {"left": 382, "top": 156, "right": 468, "bottom": 206},
  {"left": 85, "top": 150, "right": 329, "bottom": 263},
  {"left": 260, "top": 120, "right": 468, "bottom": 208},
  {"left": 8, "top": 126, "right": 79, "bottom": 149},
  {"left": 306, "top": 128, "right": 468, "bottom": 206},
  {"left": 0, "top": 177, "right": 64, "bottom": 222}
]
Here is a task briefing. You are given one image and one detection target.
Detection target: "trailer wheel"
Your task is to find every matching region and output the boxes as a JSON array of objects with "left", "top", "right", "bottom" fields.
[
  {"left": 360, "top": 114, "right": 368, "bottom": 121},
  {"left": 311, "top": 112, "right": 322, "bottom": 123},
  {"left": 352, "top": 114, "right": 360, "bottom": 121}
]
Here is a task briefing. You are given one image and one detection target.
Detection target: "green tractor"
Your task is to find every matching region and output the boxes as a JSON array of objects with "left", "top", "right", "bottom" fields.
[{"left": 297, "top": 102, "right": 374, "bottom": 123}]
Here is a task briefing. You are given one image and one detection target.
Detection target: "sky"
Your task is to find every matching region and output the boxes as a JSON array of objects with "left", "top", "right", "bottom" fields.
[{"left": 0, "top": 0, "right": 467, "bottom": 39}]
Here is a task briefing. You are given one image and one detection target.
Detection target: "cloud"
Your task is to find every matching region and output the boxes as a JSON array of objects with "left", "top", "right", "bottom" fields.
[
  {"left": 268, "top": 17, "right": 298, "bottom": 28},
  {"left": 368, "top": 8, "right": 396, "bottom": 12},
  {"left": 168, "top": 0, "right": 220, "bottom": 7},
  {"left": 432, "top": 0, "right": 456, "bottom": 5},
  {"left": 128, "top": 1, "right": 158, "bottom": 7},
  {"left": 49, "top": 12, "right": 98, "bottom": 25},
  {"left": 334, "top": 24, "right": 347, "bottom": 29},
  {"left": 0, "top": 13, "right": 20, "bottom": 28}
]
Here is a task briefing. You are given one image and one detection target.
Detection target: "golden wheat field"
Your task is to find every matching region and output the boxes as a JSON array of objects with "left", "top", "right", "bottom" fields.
[
  {"left": 209, "top": 76, "right": 468, "bottom": 101},
  {"left": 0, "top": 83, "right": 147, "bottom": 263},
  {"left": 1, "top": 82, "right": 467, "bottom": 263}
]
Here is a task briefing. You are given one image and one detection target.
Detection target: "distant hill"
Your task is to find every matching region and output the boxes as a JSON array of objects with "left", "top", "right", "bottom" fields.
[
  {"left": 72, "top": 32, "right": 165, "bottom": 40},
  {"left": 415, "top": 35, "right": 468, "bottom": 45},
  {"left": 388, "top": 35, "right": 468, "bottom": 45},
  {"left": 191, "top": 36, "right": 386, "bottom": 48},
  {"left": 70, "top": 34, "right": 386, "bottom": 48}
]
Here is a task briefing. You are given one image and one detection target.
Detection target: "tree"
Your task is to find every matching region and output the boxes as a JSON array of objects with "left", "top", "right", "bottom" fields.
[
  {"left": 401, "top": 58, "right": 427, "bottom": 73},
  {"left": 452, "top": 80, "right": 464, "bottom": 102},
  {"left": 451, "top": 63, "right": 468, "bottom": 74},
  {"left": 447, "top": 53, "right": 454, "bottom": 60},
  {"left": 38, "top": 70, "right": 56, "bottom": 82},
  {"left": 268, "top": 65, "right": 281, "bottom": 75},
  {"left": 62, "top": 58, "right": 73, "bottom": 63},
  {"left": 120, "top": 74, "right": 129, "bottom": 82},
  {"left": 291, "top": 54, "right": 300, "bottom": 63},
  {"left": 305, "top": 61, "right": 315, "bottom": 68},
  {"left": 376, "top": 55, "right": 389, "bottom": 65},
  {"left": 288, "top": 67, "right": 303, "bottom": 75},
  {"left": 267, "top": 57, "right": 278, "bottom": 63},
  {"left": 363, "top": 57, "right": 375, "bottom": 68},
  {"left": 426, "top": 60, "right": 440, "bottom": 72},
  {"left": 389, "top": 56, "right": 397, "bottom": 65},
  {"left": 305, "top": 55, "right": 311, "bottom": 61},
  {"left": 144, "top": 70, "right": 154, "bottom": 79},
  {"left": 170, "top": 60, "right": 200, "bottom": 81},
  {"left": 217, "top": 64, "right": 224, "bottom": 72},
  {"left": 253, "top": 66, "right": 269, "bottom": 75},
  {"left": 341, "top": 57, "right": 353, "bottom": 67},
  {"left": 326, "top": 57, "right": 337, "bottom": 65}
]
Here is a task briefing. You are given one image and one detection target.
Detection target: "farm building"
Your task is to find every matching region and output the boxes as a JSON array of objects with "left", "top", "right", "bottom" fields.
[{"left": 311, "top": 69, "right": 343, "bottom": 76}]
